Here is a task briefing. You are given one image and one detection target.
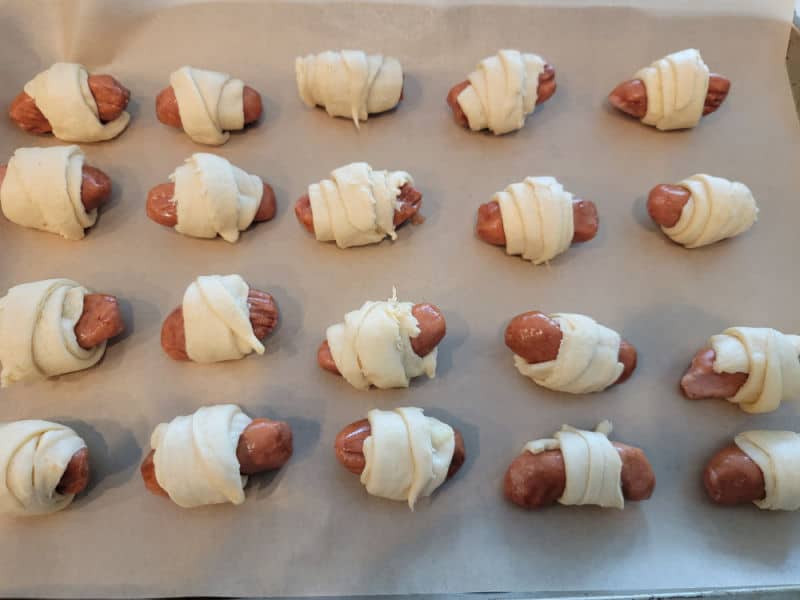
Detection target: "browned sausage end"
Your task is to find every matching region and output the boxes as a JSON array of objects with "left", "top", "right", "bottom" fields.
[
  {"left": 8, "top": 92, "right": 52, "bottom": 134},
  {"left": 504, "top": 311, "right": 563, "bottom": 364},
  {"left": 80, "top": 165, "right": 113, "bottom": 212},
  {"left": 704, "top": 75, "right": 731, "bottom": 116},
  {"left": 236, "top": 418, "right": 293, "bottom": 474},
  {"left": 75, "top": 294, "right": 125, "bottom": 350},
  {"left": 475, "top": 201, "right": 506, "bottom": 246},
  {"left": 56, "top": 447, "right": 90, "bottom": 496},
  {"left": 608, "top": 79, "right": 648, "bottom": 118},
  {"left": 703, "top": 444, "right": 765, "bottom": 505},
  {"left": 409, "top": 303, "right": 446, "bottom": 357},
  {"left": 571, "top": 199, "right": 599, "bottom": 243},
  {"left": 680, "top": 348, "right": 748, "bottom": 401},
  {"left": 86, "top": 74, "right": 131, "bottom": 123},
  {"left": 647, "top": 184, "right": 690, "bottom": 228},
  {"left": 317, "top": 340, "right": 340, "bottom": 374}
]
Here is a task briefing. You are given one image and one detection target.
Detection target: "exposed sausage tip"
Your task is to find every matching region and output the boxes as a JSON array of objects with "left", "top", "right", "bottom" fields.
[
  {"left": 56, "top": 447, "right": 90, "bottom": 496},
  {"left": 680, "top": 348, "right": 748, "bottom": 400},
  {"left": 236, "top": 418, "right": 293, "bottom": 474},
  {"left": 703, "top": 444, "right": 765, "bottom": 505},
  {"left": 75, "top": 294, "right": 125, "bottom": 350},
  {"left": 317, "top": 340, "right": 340, "bottom": 374},
  {"left": 647, "top": 184, "right": 690, "bottom": 228}
]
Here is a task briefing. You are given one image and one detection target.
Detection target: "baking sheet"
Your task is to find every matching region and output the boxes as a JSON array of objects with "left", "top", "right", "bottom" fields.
[{"left": 1, "top": 0, "right": 799, "bottom": 597}]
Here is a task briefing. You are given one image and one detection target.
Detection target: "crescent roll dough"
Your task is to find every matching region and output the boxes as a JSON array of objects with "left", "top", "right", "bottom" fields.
[
  {"left": 23, "top": 62, "right": 130, "bottom": 142},
  {"left": 513, "top": 313, "right": 624, "bottom": 394},
  {"left": 361, "top": 407, "right": 455, "bottom": 509},
  {"left": 169, "top": 66, "right": 245, "bottom": 145},
  {"left": 634, "top": 49, "right": 709, "bottom": 131},
  {"left": 734, "top": 430, "right": 800, "bottom": 511},
  {"left": 0, "top": 279, "right": 106, "bottom": 387},
  {"left": 309, "top": 162, "right": 412, "bottom": 248},
  {"left": 709, "top": 327, "right": 800, "bottom": 414},
  {"left": 493, "top": 176, "right": 575, "bottom": 264},
  {"left": 181, "top": 275, "right": 264, "bottom": 363},
  {"left": 1, "top": 145, "right": 96, "bottom": 240},
  {"left": 662, "top": 174, "right": 758, "bottom": 248},
  {"left": 326, "top": 290, "right": 437, "bottom": 390},
  {"left": 456, "top": 49, "right": 546, "bottom": 135},
  {"left": 170, "top": 153, "right": 262, "bottom": 242},
  {"left": 150, "top": 405, "right": 252, "bottom": 508},
  {"left": 523, "top": 421, "right": 624, "bottom": 509},
  {"left": 296, "top": 50, "right": 403, "bottom": 126},
  {"left": 0, "top": 420, "right": 87, "bottom": 516}
]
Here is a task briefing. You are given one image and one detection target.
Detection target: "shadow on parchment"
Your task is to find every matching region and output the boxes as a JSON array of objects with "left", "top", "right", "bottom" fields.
[
  {"left": 54, "top": 417, "right": 143, "bottom": 508},
  {"left": 432, "top": 308, "right": 469, "bottom": 379},
  {"left": 260, "top": 284, "right": 303, "bottom": 359},
  {"left": 423, "top": 405, "right": 479, "bottom": 483}
]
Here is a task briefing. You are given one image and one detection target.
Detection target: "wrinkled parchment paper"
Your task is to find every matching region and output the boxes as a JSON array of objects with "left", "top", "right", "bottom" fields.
[{"left": 0, "top": 0, "right": 799, "bottom": 597}]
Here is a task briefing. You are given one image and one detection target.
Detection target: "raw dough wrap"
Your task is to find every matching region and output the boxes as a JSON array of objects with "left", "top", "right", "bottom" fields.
[
  {"left": 661, "top": 174, "right": 758, "bottom": 248},
  {"left": 514, "top": 313, "right": 623, "bottom": 394},
  {"left": 524, "top": 421, "right": 624, "bottom": 509},
  {"left": 456, "top": 49, "right": 546, "bottom": 135},
  {"left": 634, "top": 49, "right": 709, "bottom": 131},
  {"left": 709, "top": 327, "right": 800, "bottom": 414},
  {"left": 361, "top": 407, "right": 455, "bottom": 509},
  {"left": 0, "top": 145, "right": 96, "bottom": 240},
  {"left": 734, "top": 430, "right": 800, "bottom": 511},
  {"left": 150, "top": 404, "right": 252, "bottom": 508},
  {"left": 326, "top": 290, "right": 437, "bottom": 390},
  {"left": 182, "top": 275, "right": 265, "bottom": 364},
  {"left": 295, "top": 50, "right": 403, "bottom": 126},
  {"left": 494, "top": 176, "right": 575, "bottom": 264},
  {"left": 0, "top": 420, "right": 87, "bottom": 516},
  {"left": 308, "top": 162, "right": 411, "bottom": 248},
  {"left": 0, "top": 279, "right": 106, "bottom": 387},
  {"left": 23, "top": 62, "right": 130, "bottom": 142},
  {"left": 169, "top": 66, "right": 245, "bottom": 145},
  {"left": 170, "top": 153, "right": 262, "bottom": 243}
]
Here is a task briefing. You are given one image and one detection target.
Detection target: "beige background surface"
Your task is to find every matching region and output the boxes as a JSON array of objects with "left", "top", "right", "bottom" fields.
[{"left": 0, "top": 1, "right": 799, "bottom": 597}]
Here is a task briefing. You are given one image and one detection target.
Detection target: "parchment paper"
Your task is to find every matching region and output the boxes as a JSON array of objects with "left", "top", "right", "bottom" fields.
[{"left": 0, "top": 0, "right": 799, "bottom": 597}]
